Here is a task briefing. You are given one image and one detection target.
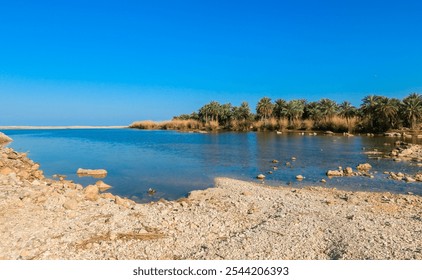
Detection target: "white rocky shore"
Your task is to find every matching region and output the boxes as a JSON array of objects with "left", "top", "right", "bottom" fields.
[{"left": 1, "top": 144, "right": 422, "bottom": 260}]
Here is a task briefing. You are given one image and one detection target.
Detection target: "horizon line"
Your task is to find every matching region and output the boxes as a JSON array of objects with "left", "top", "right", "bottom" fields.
[{"left": 0, "top": 125, "right": 128, "bottom": 130}]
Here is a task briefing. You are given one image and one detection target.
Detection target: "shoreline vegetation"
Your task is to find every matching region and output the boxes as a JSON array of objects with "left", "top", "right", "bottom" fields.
[
  {"left": 0, "top": 126, "right": 127, "bottom": 130},
  {"left": 0, "top": 140, "right": 421, "bottom": 259},
  {"left": 130, "top": 93, "right": 422, "bottom": 134}
]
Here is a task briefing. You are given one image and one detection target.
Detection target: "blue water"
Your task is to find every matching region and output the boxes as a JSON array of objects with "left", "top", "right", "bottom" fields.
[{"left": 3, "top": 128, "right": 422, "bottom": 202}]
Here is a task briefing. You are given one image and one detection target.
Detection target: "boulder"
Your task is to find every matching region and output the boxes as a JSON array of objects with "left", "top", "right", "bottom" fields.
[
  {"left": 32, "top": 170, "right": 44, "bottom": 180},
  {"left": 115, "top": 196, "right": 134, "bottom": 208},
  {"left": 84, "top": 185, "right": 99, "bottom": 201},
  {"left": 344, "top": 167, "right": 353, "bottom": 176},
  {"left": 256, "top": 174, "right": 265, "bottom": 179},
  {"left": 95, "top": 180, "right": 112, "bottom": 192},
  {"left": 63, "top": 199, "right": 79, "bottom": 210},
  {"left": 101, "top": 193, "right": 116, "bottom": 200},
  {"left": 326, "top": 170, "right": 343, "bottom": 177},
  {"left": 296, "top": 175, "right": 304, "bottom": 180},
  {"left": 404, "top": 176, "right": 416, "bottom": 183},
  {"left": 0, "top": 167, "right": 14, "bottom": 175},
  {"left": 77, "top": 168, "right": 107, "bottom": 178},
  {"left": 356, "top": 163, "right": 372, "bottom": 171}
]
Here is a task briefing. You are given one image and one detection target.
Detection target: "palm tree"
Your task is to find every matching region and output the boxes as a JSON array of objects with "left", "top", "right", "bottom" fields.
[
  {"left": 318, "top": 98, "right": 338, "bottom": 121},
  {"left": 375, "top": 97, "right": 400, "bottom": 129},
  {"left": 218, "top": 103, "right": 233, "bottom": 127},
  {"left": 285, "top": 99, "right": 305, "bottom": 127},
  {"left": 256, "top": 97, "right": 274, "bottom": 122},
  {"left": 402, "top": 93, "right": 422, "bottom": 129},
  {"left": 208, "top": 101, "right": 222, "bottom": 122},
  {"left": 360, "top": 95, "right": 382, "bottom": 130},
  {"left": 198, "top": 104, "right": 211, "bottom": 123},
  {"left": 339, "top": 101, "right": 357, "bottom": 126},
  {"left": 233, "top": 102, "right": 252, "bottom": 121},
  {"left": 273, "top": 99, "right": 287, "bottom": 119}
]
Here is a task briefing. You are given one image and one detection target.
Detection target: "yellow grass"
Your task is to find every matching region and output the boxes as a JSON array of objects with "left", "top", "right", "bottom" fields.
[{"left": 130, "top": 120, "right": 203, "bottom": 131}]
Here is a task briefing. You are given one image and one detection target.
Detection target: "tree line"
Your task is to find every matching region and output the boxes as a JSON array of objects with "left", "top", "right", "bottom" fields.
[{"left": 172, "top": 93, "right": 422, "bottom": 133}]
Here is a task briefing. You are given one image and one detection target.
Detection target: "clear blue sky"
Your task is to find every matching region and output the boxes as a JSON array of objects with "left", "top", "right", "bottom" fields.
[{"left": 1, "top": 0, "right": 421, "bottom": 125}]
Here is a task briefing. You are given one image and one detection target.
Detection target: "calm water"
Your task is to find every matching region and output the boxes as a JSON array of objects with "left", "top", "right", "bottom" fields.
[{"left": 3, "top": 128, "right": 422, "bottom": 202}]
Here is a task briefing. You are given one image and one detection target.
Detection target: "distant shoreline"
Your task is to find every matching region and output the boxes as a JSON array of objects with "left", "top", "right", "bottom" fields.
[{"left": 0, "top": 126, "right": 128, "bottom": 130}]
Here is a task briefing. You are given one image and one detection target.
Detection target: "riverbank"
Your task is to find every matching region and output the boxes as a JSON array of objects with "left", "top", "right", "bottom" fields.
[
  {"left": 1, "top": 143, "right": 421, "bottom": 260},
  {"left": 0, "top": 126, "right": 127, "bottom": 130}
]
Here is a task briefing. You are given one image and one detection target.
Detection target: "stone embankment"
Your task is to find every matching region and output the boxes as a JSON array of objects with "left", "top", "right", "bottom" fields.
[{"left": 1, "top": 138, "right": 422, "bottom": 260}]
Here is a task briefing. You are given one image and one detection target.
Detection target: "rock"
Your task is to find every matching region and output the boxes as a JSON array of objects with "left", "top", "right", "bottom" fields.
[
  {"left": 33, "top": 170, "right": 44, "bottom": 180},
  {"left": 321, "top": 179, "right": 327, "bottom": 183},
  {"left": 77, "top": 168, "right": 107, "bottom": 178},
  {"left": 296, "top": 175, "right": 304, "bottom": 180},
  {"left": 415, "top": 173, "right": 422, "bottom": 181},
  {"left": 84, "top": 185, "right": 99, "bottom": 201},
  {"left": 0, "top": 132, "right": 13, "bottom": 144},
  {"left": 101, "top": 193, "right": 116, "bottom": 200},
  {"left": 404, "top": 176, "right": 416, "bottom": 183},
  {"left": 385, "top": 132, "right": 401, "bottom": 137},
  {"left": 344, "top": 167, "right": 353, "bottom": 176},
  {"left": 148, "top": 188, "right": 156, "bottom": 195},
  {"left": 256, "top": 174, "right": 265, "bottom": 180},
  {"left": 31, "top": 164, "right": 40, "bottom": 171},
  {"left": 324, "top": 131, "right": 334, "bottom": 135},
  {"left": 115, "top": 196, "right": 133, "bottom": 208},
  {"left": 326, "top": 170, "right": 343, "bottom": 177},
  {"left": 95, "top": 180, "right": 112, "bottom": 192},
  {"left": 272, "top": 160, "right": 279, "bottom": 163},
  {"left": 356, "top": 163, "right": 372, "bottom": 171},
  {"left": 17, "top": 170, "right": 30, "bottom": 180},
  {"left": 63, "top": 199, "right": 79, "bottom": 210},
  {"left": 291, "top": 157, "right": 296, "bottom": 161},
  {"left": 0, "top": 167, "right": 14, "bottom": 175}
]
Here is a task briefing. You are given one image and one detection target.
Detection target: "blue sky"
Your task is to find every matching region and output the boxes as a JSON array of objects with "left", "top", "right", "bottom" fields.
[{"left": 1, "top": 0, "right": 421, "bottom": 125}]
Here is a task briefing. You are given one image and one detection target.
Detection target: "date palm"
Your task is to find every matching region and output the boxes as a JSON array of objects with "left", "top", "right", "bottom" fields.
[
  {"left": 402, "top": 93, "right": 422, "bottom": 129},
  {"left": 256, "top": 97, "right": 274, "bottom": 121},
  {"left": 375, "top": 97, "right": 400, "bottom": 129},
  {"left": 285, "top": 99, "right": 305, "bottom": 126},
  {"left": 318, "top": 98, "right": 338, "bottom": 122},
  {"left": 273, "top": 99, "right": 287, "bottom": 119}
]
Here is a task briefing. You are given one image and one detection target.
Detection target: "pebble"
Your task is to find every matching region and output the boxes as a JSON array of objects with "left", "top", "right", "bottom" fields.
[{"left": 1, "top": 143, "right": 422, "bottom": 260}]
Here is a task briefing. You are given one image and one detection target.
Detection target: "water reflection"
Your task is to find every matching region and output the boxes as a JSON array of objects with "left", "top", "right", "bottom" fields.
[{"left": 3, "top": 129, "right": 422, "bottom": 201}]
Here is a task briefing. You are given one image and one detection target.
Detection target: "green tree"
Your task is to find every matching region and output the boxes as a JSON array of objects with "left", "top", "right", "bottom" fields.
[
  {"left": 360, "top": 95, "right": 382, "bottom": 130},
  {"left": 339, "top": 101, "right": 357, "bottom": 126},
  {"left": 285, "top": 99, "right": 305, "bottom": 127},
  {"left": 218, "top": 103, "right": 233, "bottom": 127},
  {"left": 402, "top": 93, "right": 422, "bottom": 129},
  {"left": 375, "top": 97, "right": 401, "bottom": 130},
  {"left": 232, "top": 102, "right": 252, "bottom": 121},
  {"left": 273, "top": 99, "right": 287, "bottom": 119},
  {"left": 256, "top": 97, "right": 274, "bottom": 121},
  {"left": 318, "top": 98, "right": 338, "bottom": 121}
]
